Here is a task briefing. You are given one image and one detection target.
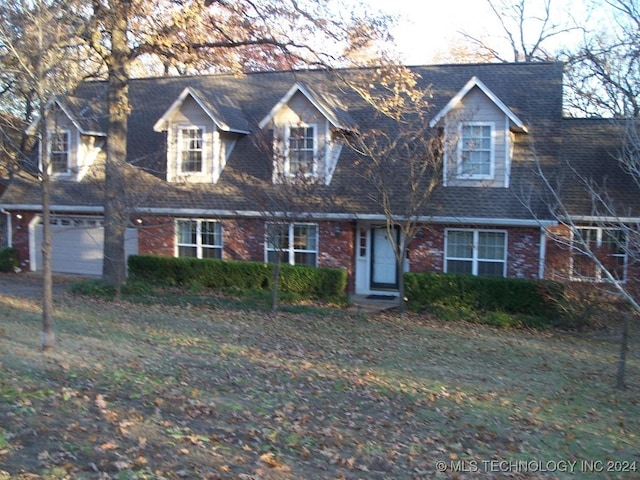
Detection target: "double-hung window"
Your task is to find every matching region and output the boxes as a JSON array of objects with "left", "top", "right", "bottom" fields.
[
  {"left": 445, "top": 229, "right": 506, "bottom": 277},
  {"left": 266, "top": 223, "right": 318, "bottom": 266},
  {"left": 179, "top": 127, "right": 204, "bottom": 173},
  {"left": 176, "top": 219, "right": 222, "bottom": 259},
  {"left": 49, "top": 131, "right": 70, "bottom": 174},
  {"left": 571, "top": 227, "right": 626, "bottom": 282},
  {"left": 458, "top": 123, "right": 493, "bottom": 178},
  {"left": 287, "top": 125, "right": 316, "bottom": 176}
]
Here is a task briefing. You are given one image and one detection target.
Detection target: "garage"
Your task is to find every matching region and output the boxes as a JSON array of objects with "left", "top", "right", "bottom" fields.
[{"left": 32, "top": 216, "right": 138, "bottom": 276}]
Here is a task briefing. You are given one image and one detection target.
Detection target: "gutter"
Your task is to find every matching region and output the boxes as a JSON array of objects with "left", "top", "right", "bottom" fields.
[
  {"left": 567, "top": 215, "right": 640, "bottom": 224},
  {"left": 0, "top": 204, "right": 104, "bottom": 214},
  {"left": 0, "top": 204, "right": 559, "bottom": 228}
]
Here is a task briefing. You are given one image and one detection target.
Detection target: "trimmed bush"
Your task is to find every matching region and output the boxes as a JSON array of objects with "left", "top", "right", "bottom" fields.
[
  {"left": 127, "top": 255, "right": 347, "bottom": 299},
  {"left": 405, "top": 272, "right": 564, "bottom": 321},
  {"left": 0, "top": 247, "right": 19, "bottom": 272}
]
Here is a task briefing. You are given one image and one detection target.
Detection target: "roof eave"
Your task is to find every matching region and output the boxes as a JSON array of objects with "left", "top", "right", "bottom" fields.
[
  {"left": 258, "top": 82, "right": 352, "bottom": 131},
  {"left": 429, "top": 76, "right": 528, "bottom": 133},
  {"left": 153, "top": 87, "right": 250, "bottom": 134}
]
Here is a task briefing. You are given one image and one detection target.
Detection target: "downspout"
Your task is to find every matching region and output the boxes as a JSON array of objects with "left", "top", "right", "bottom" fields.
[
  {"left": 1, "top": 208, "right": 11, "bottom": 248},
  {"left": 538, "top": 226, "right": 547, "bottom": 279}
]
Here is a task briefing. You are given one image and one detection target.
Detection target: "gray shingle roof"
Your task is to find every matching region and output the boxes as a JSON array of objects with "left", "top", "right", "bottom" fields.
[
  {"left": 6, "top": 62, "right": 623, "bottom": 224},
  {"left": 556, "top": 118, "right": 638, "bottom": 218}
]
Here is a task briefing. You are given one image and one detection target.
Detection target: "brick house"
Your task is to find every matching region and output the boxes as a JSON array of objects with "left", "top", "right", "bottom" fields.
[{"left": 0, "top": 62, "right": 636, "bottom": 295}]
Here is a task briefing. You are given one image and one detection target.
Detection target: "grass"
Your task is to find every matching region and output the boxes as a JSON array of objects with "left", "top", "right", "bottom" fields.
[{"left": 0, "top": 283, "right": 639, "bottom": 479}]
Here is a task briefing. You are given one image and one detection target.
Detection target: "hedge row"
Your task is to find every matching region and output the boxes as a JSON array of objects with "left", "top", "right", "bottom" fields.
[
  {"left": 404, "top": 272, "right": 564, "bottom": 318},
  {"left": 128, "top": 255, "right": 347, "bottom": 298}
]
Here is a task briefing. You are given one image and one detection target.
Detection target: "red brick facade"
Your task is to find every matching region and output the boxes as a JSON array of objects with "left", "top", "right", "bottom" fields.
[
  {"left": 10, "top": 212, "right": 37, "bottom": 271},
  {"left": 408, "top": 225, "right": 543, "bottom": 280},
  {"left": 9, "top": 210, "right": 620, "bottom": 292}
]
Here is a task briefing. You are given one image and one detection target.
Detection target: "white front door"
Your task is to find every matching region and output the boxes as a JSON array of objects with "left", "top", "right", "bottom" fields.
[{"left": 370, "top": 226, "right": 398, "bottom": 290}]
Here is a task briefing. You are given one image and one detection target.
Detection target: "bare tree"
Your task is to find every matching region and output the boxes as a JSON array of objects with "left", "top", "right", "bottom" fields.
[
  {"left": 239, "top": 124, "right": 339, "bottom": 311},
  {"left": 460, "top": 0, "right": 580, "bottom": 62},
  {"left": 343, "top": 66, "right": 445, "bottom": 315},
  {"left": 525, "top": 119, "right": 640, "bottom": 388},
  {"left": 564, "top": 0, "right": 640, "bottom": 117},
  {"left": 0, "top": 0, "right": 90, "bottom": 348},
  {"left": 72, "top": 0, "right": 396, "bottom": 288}
]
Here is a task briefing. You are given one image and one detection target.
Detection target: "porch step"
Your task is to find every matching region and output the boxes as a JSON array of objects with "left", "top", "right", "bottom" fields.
[{"left": 347, "top": 294, "right": 400, "bottom": 315}]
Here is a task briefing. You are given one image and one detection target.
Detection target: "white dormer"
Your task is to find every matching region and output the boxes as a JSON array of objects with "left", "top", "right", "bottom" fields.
[
  {"left": 27, "top": 99, "right": 106, "bottom": 181},
  {"left": 430, "top": 77, "right": 527, "bottom": 188},
  {"left": 258, "top": 83, "right": 355, "bottom": 185},
  {"left": 154, "top": 87, "right": 250, "bottom": 184}
]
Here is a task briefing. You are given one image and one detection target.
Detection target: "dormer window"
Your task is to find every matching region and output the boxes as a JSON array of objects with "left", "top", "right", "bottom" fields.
[
  {"left": 179, "top": 126, "right": 204, "bottom": 173},
  {"left": 49, "top": 130, "right": 70, "bottom": 174},
  {"left": 287, "top": 125, "right": 317, "bottom": 176},
  {"left": 458, "top": 122, "right": 494, "bottom": 179},
  {"left": 259, "top": 83, "right": 356, "bottom": 186}
]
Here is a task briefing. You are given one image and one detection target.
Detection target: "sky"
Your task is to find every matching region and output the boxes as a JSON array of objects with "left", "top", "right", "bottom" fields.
[{"left": 364, "top": 0, "right": 607, "bottom": 65}]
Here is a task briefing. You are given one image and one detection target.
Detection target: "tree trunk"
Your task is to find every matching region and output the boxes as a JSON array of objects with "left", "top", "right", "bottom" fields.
[
  {"left": 615, "top": 312, "right": 630, "bottom": 390},
  {"left": 272, "top": 257, "right": 281, "bottom": 311},
  {"left": 40, "top": 128, "right": 54, "bottom": 349},
  {"left": 102, "top": 8, "right": 130, "bottom": 289}
]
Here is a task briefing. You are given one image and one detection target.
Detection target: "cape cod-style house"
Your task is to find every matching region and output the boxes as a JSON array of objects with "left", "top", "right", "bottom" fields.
[{"left": 1, "top": 62, "right": 637, "bottom": 295}]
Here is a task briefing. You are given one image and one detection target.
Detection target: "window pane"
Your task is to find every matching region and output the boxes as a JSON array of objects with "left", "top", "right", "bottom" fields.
[
  {"left": 602, "top": 229, "right": 625, "bottom": 255},
  {"left": 177, "top": 220, "right": 197, "bottom": 244},
  {"left": 181, "top": 128, "right": 203, "bottom": 172},
  {"left": 50, "top": 132, "right": 69, "bottom": 173},
  {"left": 201, "top": 247, "right": 222, "bottom": 259},
  {"left": 478, "top": 261, "right": 504, "bottom": 277},
  {"left": 266, "top": 224, "right": 287, "bottom": 250},
  {"left": 447, "top": 231, "right": 473, "bottom": 258},
  {"left": 201, "top": 221, "right": 221, "bottom": 247},
  {"left": 447, "top": 259, "right": 472, "bottom": 275},
  {"left": 178, "top": 246, "right": 197, "bottom": 257},
  {"left": 289, "top": 126, "right": 315, "bottom": 174},
  {"left": 294, "top": 252, "right": 317, "bottom": 266},
  {"left": 293, "top": 224, "right": 317, "bottom": 250},
  {"left": 478, "top": 232, "right": 505, "bottom": 260},
  {"left": 460, "top": 124, "right": 491, "bottom": 176}
]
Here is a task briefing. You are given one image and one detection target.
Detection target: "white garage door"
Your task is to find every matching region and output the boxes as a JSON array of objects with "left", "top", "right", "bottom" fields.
[{"left": 33, "top": 216, "right": 138, "bottom": 276}]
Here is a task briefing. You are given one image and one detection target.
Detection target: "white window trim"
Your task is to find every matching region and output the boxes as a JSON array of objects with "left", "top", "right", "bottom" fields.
[
  {"left": 570, "top": 227, "right": 627, "bottom": 283},
  {"left": 177, "top": 125, "right": 206, "bottom": 175},
  {"left": 47, "top": 129, "right": 72, "bottom": 176},
  {"left": 445, "top": 229, "right": 507, "bottom": 277},
  {"left": 175, "top": 219, "right": 223, "bottom": 259},
  {"left": 284, "top": 123, "right": 318, "bottom": 178},
  {"left": 456, "top": 122, "right": 495, "bottom": 180},
  {"left": 265, "top": 222, "right": 319, "bottom": 266}
]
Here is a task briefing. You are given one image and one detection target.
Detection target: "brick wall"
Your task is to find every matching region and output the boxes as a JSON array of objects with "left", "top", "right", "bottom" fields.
[
  {"left": 11, "top": 212, "right": 37, "bottom": 270},
  {"left": 507, "top": 227, "right": 542, "bottom": 279},
  {"left": 407, "top": 225, "right": 543, "bottom": 280},
  {"left": 408, "top": 226, "right": 444, "bottom": 272},
  {"left": 544, "top": 225, "right": 572, "bottom": 281},
  {"left": 137, "top": 216, "right": 175, "bottom": 256}
]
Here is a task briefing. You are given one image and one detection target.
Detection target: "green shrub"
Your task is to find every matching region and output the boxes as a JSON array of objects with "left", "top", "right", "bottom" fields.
[
  {"left": 127, "top": 255, "right": 347, "bottom": 301},
  {"left": 0, "top": 247, "right": 19, "bottom": 272},
  {"left": 405, "top": 272, "right": 565, "bottom": 327},
  {"left": 70, "top": 279, "right": 116, "bottom": 298}
]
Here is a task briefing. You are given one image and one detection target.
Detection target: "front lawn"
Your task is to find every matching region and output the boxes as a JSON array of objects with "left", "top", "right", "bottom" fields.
[{"left": 0, "top": 287, "right": 638, "bottom": 479}]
